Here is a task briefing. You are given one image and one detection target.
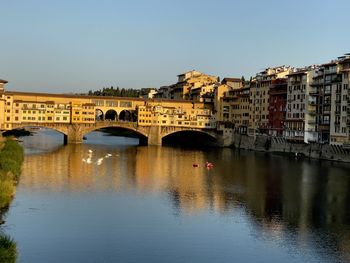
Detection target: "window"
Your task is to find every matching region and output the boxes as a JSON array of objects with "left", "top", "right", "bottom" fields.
[{"left": 120, "top": 101, "right": 132, "bottom": 108}]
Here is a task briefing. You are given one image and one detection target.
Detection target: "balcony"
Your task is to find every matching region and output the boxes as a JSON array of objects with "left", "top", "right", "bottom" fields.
[
  {"left": 308, "top": 100, "right": 317, "bottom": 106},
  {"left": 291, "top": 80, "right": 301, "bottom": 85},
  {"left": 332, "top": 76, "right": 342, "bottom": 83},
  {"left": 308, "top": 120, "right": 316, "bottom": 125},
  {"left": 343, "top": 142, "right": 350, "bottom": 149},
  {"left": 308, "top": 105, "right": 317, "bottom": 115},
  {"left": 310, "top": 81, "right": 322, "bottom": 87},
  {"left": 309, "top": 88, "right": 319, "bottom": 95},
  {"left": 324, "top": 68, "right": 337, "bottom": 75}
]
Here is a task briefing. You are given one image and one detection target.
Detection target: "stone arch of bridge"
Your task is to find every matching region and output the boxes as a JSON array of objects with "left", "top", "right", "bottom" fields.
[
  {"left": 95, "top": 108, "right": 104, "bottom": 121},
  {"left": 119, "top": 110, "right": 137, "bottom": 122},
  {"left": 81, "top": 124, "right": 149, "bottom": 140},
  {"left": 8, "top": 124, "right": 68, "bottom": 136},
  {"left": 104, "top": 109, "right": 118, "bottom": 121}
]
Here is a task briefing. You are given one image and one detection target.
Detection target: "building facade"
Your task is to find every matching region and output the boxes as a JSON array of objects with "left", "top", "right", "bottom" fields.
[{"left": 248, "top": 66, "right": 293, "bottom": 136}]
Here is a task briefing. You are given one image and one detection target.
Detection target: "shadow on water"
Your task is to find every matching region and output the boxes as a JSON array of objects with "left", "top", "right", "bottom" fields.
[{"left": 162, "top": 130, "right": 218, "bottom": 148}]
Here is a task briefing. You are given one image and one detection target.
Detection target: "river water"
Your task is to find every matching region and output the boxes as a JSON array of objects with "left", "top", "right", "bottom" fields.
[{"left": 2, "top": 129, "right": 350, "bottom": 263}]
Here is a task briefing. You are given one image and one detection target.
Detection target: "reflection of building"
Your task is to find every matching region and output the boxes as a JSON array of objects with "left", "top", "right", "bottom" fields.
[{"left": 18, "top": 131, "right": 350, "bottom": 262}]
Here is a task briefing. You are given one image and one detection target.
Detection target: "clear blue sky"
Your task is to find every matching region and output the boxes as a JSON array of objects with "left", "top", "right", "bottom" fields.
[{"left": 1, "top": 0, "right": 349, "bottom": 93}]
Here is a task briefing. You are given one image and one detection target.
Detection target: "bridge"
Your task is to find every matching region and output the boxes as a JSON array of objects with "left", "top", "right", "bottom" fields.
[
  {"left": 0, "top": 89, "right": 235, "bottom": 146},
  {"left": 10, "top": 120, "right": 222, "bottom": 146}
]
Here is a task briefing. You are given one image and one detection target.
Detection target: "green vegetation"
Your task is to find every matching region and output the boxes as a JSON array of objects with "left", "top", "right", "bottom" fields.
[
  {"left": 0, "top": 138, "right": 24, "bottom": 181},
  {"left": 0, "top": 137, "right": 23, "bottom": 262},
  {"left": 87, "top": 86, "right": 152, "bottom": 98},
  {"left": 0, "top": 137, "right": 23, "bottom": 209},
  {"left": 0, "top": 234, "right": 17, "bottom": 263}
]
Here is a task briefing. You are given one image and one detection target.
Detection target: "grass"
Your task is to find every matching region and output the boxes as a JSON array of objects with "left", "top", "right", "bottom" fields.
[
  {"left": 0, "top": 137, "right": 24, "bottom": 210},
  {"left": 0, "top": 138, "right": 24, "bottom": 181},
  {"left": 0, "top": 234, "right": 17, "bottom": 263},
  {"left": 0, "top": 137, "right": 23, "bottom": 262},
  {"left": 0, "top": 174, "right": 15, "bottom": 210}
]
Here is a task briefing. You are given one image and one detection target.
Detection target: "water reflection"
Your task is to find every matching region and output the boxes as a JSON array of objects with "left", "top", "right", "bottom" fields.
[{"left": 7, "top": 130, "right": 350, "bottom": 262}]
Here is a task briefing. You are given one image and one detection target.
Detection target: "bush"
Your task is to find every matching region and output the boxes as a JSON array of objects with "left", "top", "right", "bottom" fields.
[
  {"left": 0, "top": 138, "right": 21, "bottom": 262},
  {"left": 0, "top": 138, "right": 24, "bottom": 181},
  {"left": 0, "top": 138, "right": 24, "bottom": 209},
  {"left": 0, "top": 234, "right": 17, "bottom": 263},
  {"left": 0, "top": 179, "right": 15, "bottom": 209}
]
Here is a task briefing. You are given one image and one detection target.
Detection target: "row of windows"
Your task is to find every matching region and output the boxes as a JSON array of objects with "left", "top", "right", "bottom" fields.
[{"left": 139, "top": 114, "right": 152, "bottom": 118}]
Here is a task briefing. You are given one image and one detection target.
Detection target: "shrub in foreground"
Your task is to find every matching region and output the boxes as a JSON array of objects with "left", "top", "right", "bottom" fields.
[{"left": 0, "top": 234, "right": 17, "bottom": 263}]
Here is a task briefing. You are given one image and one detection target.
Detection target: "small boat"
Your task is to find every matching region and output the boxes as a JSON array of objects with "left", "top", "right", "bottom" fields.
[{"left": 205, "top": 162, "right": 214, "bottom": 169}]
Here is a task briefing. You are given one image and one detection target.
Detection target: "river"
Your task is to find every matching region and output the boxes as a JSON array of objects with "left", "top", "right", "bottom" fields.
[{"left": 1, "top": 129, "right": 350, "bottom": 262}]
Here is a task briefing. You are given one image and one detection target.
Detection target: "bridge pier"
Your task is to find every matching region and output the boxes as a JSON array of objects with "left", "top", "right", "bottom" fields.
[
  {"left": 66, "top": 124, "right": 84, "bottom": 144},
  {"left": 147, "top": 126, "right": 162, "bottom": 146}
]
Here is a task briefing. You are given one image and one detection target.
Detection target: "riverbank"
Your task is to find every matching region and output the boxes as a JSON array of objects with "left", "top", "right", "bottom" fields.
[
  {"left": 0, "top": 136, "right": 24, "bottom": 262},
  {"left": 234, "top": 134, "right": 350, "bottom": 163},
  {"left": 0, "top": 137, "right": 24, "bottom": 209}
]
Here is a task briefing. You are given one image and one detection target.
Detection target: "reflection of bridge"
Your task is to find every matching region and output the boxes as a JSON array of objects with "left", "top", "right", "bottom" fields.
[{"left": 11, "top": 120, "right": 221, "bottom": 146}]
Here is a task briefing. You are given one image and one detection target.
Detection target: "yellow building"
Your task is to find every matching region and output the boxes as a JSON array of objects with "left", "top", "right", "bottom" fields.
[
  {"left": 137, "top": 101, "right": 215, "bottom": 129},
  {"left": 214, "top": 78, "right": 243, "bottom": 124},
  {"left": 169, "top": 70, "right": 219, "bottom": 101}
]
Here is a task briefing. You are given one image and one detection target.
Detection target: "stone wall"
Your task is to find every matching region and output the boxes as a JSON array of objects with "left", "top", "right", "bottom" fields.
[{"left": 234, "top": 134, "right": 350, "bottom": 163}]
